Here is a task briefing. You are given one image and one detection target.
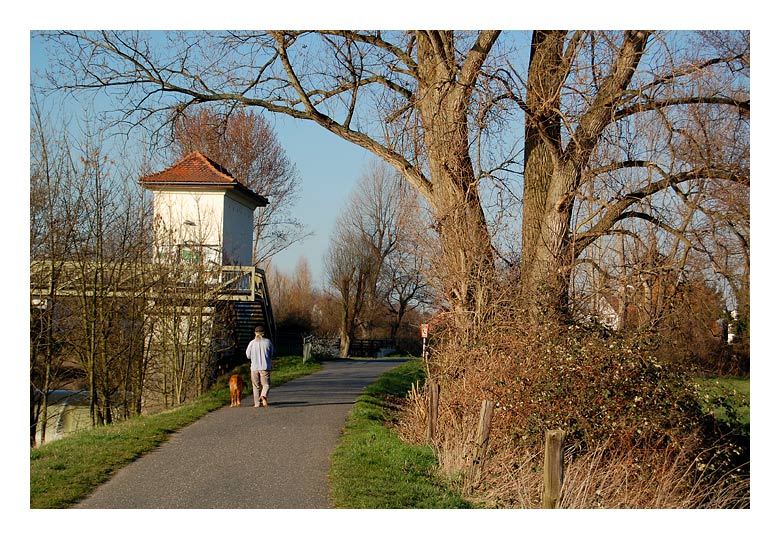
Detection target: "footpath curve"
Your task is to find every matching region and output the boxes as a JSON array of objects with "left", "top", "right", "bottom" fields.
[{"left": 76, "top": 359, "right": 405, "bottom": 509}]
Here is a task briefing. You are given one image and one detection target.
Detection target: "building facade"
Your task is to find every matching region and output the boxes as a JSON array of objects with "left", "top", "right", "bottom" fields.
[{"left": 140, "top": 151, "right": 268, "bottom": 267}]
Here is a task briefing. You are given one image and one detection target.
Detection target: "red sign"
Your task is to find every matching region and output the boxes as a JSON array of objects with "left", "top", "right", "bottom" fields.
[{"left": 420, "top": 324, "right": 429, "bottom": 339}]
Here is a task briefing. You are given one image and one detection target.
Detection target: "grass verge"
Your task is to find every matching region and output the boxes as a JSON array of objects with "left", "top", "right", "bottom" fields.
[
  {"left": 328, "top": 359, "right": 471, "bottom": 508},
  {"left": 30, "top": 356, "right": 321, "bottom": 509}
]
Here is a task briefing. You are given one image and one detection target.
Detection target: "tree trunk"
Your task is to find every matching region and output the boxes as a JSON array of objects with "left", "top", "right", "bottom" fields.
[
  {"left": 520, "top": 31, "right": 573, "bottom": 317},
  {"left": 520, "top": 31, "right": 650, "bottom": 319},
  {"left": 339, "top": 293, "right": 353, "bottom": 358},
  {"left": 339, "top": 332, "right": 351, "bottom": 359},
  {"left": 37, "top": 304, "right": 55, "bottom": 446},
  {"left": 521, "top": 167, "right": 576, "bottom": 317},
  {"left": 389, "top": 301, "right": 406, "bottom": 343},
  {"left": 415, "top": 31, "right": 496, "bottom": 328}
]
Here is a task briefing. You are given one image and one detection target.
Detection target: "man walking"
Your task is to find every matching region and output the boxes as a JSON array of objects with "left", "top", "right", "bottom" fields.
[{"left": 246, "top": 326, "right": 274, "bottom": 407}]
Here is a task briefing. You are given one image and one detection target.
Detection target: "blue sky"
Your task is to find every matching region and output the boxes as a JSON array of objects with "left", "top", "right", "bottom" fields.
[{"left": 265, "top": 115, "right": 372, "bottom": 285}]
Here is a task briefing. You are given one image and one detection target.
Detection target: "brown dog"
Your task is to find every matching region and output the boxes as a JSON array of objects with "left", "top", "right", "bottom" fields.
[{"left": 229, "top": 374, "right": 245, "bottom": 407}]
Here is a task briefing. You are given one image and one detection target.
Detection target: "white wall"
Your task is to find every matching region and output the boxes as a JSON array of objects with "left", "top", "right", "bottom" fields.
[
  {"left": 223, "top": 191, "right": 256, "bottom": 266},
  {"left": 151, "top": 188, "right": 256, "bottom": 266},
  {"left": 153, "top": 190, "right": 224, "bottom": 265}
]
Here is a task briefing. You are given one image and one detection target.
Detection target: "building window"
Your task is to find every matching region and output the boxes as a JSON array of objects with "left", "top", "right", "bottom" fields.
[{"left": 179, "top": 247, "right": 201, "bottom": 263}]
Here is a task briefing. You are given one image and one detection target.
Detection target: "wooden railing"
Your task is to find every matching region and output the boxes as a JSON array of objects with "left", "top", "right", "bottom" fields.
[{"left": 30, "top": 260, "right": 270, "bottom": 304}]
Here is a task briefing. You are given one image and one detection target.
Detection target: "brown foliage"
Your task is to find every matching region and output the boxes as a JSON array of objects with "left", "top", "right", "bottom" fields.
[{"left": 397, "top": 307, "right": 749, "bottom": 508}]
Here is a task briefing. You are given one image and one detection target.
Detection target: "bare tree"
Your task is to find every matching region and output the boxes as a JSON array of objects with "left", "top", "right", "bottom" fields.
[
  {"left": 30, "top": 92, "right": 160, "bottom": 436},
  {"left": 506, "top": 31, "right": 749, "bottom": 318},
  {"left": 371, "top": 167, "right": 433, "bottom": 340},
  {"left": 66, "top": 141, "right": 154, "bottom": 426},
  {"left": 170, "top": 106, "right": 307, "bottom": 263},
  {"left": 324, "top": 221, "right": 378, "bottom": 358},
  {"left": 379, "top": 241, "right": 431, "bottom": 341},
  {"left": 30, "top": 100, "right": 85, "bottom": 445},
  {"left": 323, "top": 160, "right": 431, "bottom": 353}
]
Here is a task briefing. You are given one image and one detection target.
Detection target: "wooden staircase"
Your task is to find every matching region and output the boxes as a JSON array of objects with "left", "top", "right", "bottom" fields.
[{"left": 234, "top": 300, "right": 274, "bottom": 350}]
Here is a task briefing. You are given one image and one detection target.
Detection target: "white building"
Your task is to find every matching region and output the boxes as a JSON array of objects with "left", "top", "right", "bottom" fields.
[{"left": 140, "top": 151, "right": 268, "bottom": 267}]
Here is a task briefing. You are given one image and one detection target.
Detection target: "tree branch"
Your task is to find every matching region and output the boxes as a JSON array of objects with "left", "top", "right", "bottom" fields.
[
  {"left": 615, "top": 95, "right": 750, "bottom": 120},
  {"left": 574, "top": 163, "right": 746, "bottom": 254},
  {"left": 564, "top": 30, "right": 651, "bottom": 169}
]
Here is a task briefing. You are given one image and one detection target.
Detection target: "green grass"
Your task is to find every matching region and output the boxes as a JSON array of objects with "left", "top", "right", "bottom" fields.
[
  {"left": 693, "top": 375, "right": 750, "bottom": 428},
  {"left": 30, "top": 355, "right": 321, "bottom": 509},
  {"left": 329, "top": 359, "right": 471, "bottom": 508}
]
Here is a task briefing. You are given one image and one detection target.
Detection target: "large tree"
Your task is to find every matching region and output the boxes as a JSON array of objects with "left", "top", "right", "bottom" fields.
[
  {"left": 39, "top": 30, "right": 749, "bottom": 326},
  {"left": 508, "top": 31, "right": 749, "bottom": 317}
]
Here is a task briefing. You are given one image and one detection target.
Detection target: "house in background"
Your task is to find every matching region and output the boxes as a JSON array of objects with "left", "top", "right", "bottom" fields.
[
  {"left": 582, "top": 295, "right": 638, "bottom": 332},
  {"left": 594, "top": 295, "right": 622, "bottom": 331},
  {"left": 140, "top": 151, "right": 268, "bottom": 267}
]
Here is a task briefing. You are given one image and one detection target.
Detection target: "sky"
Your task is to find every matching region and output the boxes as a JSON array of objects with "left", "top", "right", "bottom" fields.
[{"left": 263, "top": 115, "right": 372, "bottom": 285}]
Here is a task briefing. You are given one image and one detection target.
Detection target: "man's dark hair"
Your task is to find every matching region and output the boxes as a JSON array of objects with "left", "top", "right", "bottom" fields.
[{"left": 254, "top": 326, "right": 264, "bottom": 335}]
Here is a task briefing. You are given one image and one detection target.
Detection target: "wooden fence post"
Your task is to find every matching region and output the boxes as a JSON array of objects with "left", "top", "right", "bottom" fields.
[
  {"left": 469, "top": 399, "right": 494, "bottom": 487},
  {"left": 426, "top": 380, "right": 439, "bottom": 442},
  {"left": 543, "top": 429, "right": 566, "bottom": 508}
]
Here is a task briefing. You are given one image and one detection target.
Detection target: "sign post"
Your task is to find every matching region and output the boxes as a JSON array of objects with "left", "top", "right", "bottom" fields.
[
  {"left": 420, "top": 323, "right": 437, "bottom": 441},
  {"left": 420, "top": 323, "right": 429, "bottom": 367}
]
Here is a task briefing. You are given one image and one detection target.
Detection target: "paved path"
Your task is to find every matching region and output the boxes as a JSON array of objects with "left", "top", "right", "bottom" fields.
[{"left": 76, "top": 359, "right": 405, "bottom": 509}]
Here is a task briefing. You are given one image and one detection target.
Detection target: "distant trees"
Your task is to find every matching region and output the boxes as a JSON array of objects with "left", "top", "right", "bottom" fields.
[
  {"left": 324, "top": 221, "right": 379, "bottom": 358},
  {"left": 379, "top": 232, "right": 432, "bottom": 342},
  {"left": 267, "top": 257, "right": 318, "bottom": 333},
  {"left": 324, "top": 161, "right": 431, "bottom": 356}
]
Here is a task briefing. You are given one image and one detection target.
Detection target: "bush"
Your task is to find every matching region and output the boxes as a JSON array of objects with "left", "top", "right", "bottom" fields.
[
  {"left": 485, "top": 323, "right": 701, "bottom": 452},
  {"left": 397, "top": 316, "right": 749, "bottom": 508}
]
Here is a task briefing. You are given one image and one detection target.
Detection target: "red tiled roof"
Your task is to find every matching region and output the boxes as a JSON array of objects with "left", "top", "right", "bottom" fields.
[
  {"left": 140, "top": 151, "right": 237, "bottom": 185},
  {"left": 140, "top": 151, "right": 268, "bottom": 207}
]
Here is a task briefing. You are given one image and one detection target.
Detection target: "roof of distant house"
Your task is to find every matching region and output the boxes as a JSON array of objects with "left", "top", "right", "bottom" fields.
[{"left": 140, "top": 151, "right": 268, "bottom": 208}]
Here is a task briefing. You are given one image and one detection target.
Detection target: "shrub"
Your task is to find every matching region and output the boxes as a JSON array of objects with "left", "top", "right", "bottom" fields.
[{"left": 397, "top": 315, "right": 749, "bottom": 508}]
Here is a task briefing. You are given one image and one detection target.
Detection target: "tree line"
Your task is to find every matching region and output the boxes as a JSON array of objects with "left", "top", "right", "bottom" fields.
[{"left": 269, "top": 160, "right": 434, "bottom": 358}]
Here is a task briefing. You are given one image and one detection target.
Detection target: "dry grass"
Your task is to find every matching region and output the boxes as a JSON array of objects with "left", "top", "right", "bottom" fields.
[{"left": 395, "top": 313, "right": 750, "bottom": 509}]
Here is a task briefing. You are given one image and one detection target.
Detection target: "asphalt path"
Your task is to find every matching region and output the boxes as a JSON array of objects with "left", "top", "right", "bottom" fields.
[{"left": 75, "top": 359, "right": 405, "bottom": 509}]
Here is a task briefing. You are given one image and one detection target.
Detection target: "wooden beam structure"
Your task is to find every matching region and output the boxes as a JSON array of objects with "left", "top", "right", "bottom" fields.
[{"left": 30, "top": 259, "right": 276, "bottom": 340}]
